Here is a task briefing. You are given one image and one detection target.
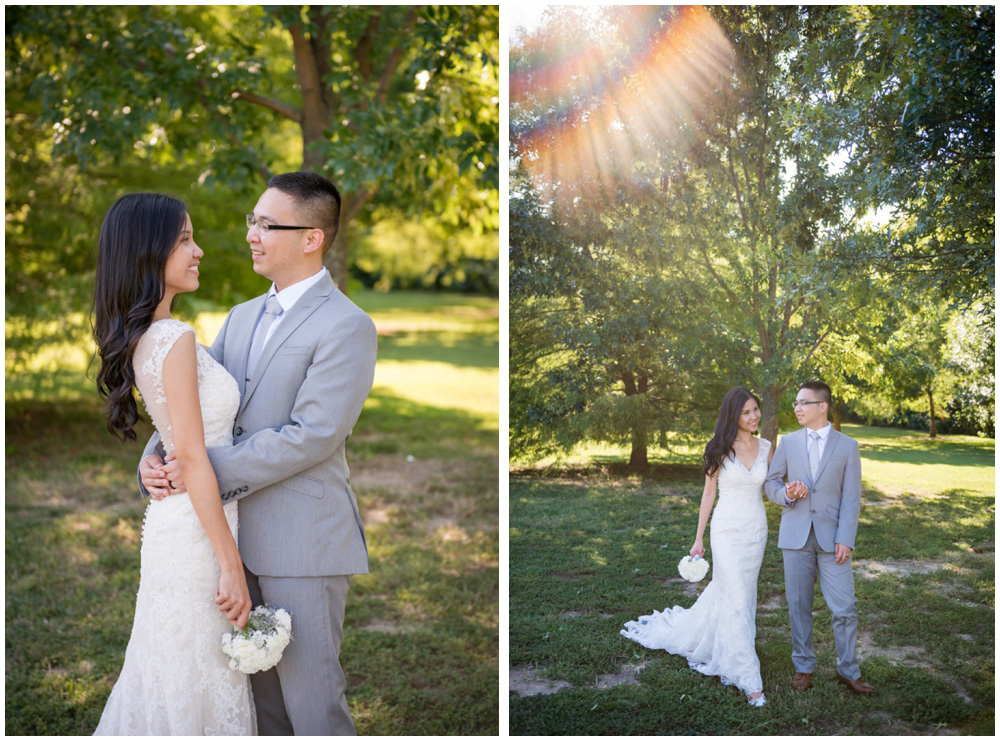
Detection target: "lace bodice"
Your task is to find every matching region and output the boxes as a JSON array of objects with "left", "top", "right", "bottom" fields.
[
  {"left": 717, "top": 437, "right": 771, "bottom": 497},
  {"left": 133, "top": 319, "right": 240, "bottom": 452}
]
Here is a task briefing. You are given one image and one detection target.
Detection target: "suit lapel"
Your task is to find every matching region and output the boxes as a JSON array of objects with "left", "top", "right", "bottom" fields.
[
  {"left": 814, "top": 428, "right": 840, "bottom": 482},
  {"left": 233, "top": 295, "right": 268, "bottom": 399},
  {"left": 241, "top": 275, "right": 335, "bottom": 408},
  {"left": 797, "top": 428, "right": 815, "bottom": 486}
]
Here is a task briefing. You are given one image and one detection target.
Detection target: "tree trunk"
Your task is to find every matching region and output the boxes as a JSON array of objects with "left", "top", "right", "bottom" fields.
[
  {"left": 622, "top": 371, "right": 650, "bottom": 471},
  {"left": 832, "top": 400, "right": 843, "bottom": 431},
  {"left": 629, "top": 434, "right": 649, "bottom": 470},
  {"left": 759, "top": 383, "right": 781, "bottom": 447},
  {"left": 928, "top": 387, "right": 937, "bottom": 438},
  {"left": 323, "top": 222, "right": 350, "bottom": 292}
]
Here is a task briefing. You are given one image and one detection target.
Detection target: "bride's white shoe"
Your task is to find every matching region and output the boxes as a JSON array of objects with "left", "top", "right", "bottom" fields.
[{"left": 748, "top": 691, "right": 766, "bottom": 707}]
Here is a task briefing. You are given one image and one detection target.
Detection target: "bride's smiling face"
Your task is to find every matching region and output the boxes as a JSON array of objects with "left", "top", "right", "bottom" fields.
[
  {"left": 163, "top": 214, "right": 202, "bottom": 297},
  {"left": 737, "top": 397, "right": 761, "bottom": 434}
]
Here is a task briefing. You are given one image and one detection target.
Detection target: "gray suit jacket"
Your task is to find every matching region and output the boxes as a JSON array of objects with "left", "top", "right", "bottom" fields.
[
  {"left": 141, "top": 273, "right": 377, "bottom": 578},
  {"left": 763, "top": 427, "right": 862, "bottom": 551}
]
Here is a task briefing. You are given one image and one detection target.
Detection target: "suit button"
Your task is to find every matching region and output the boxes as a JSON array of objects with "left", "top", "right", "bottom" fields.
[
  {"left": 235, "top": 426, "right": 243, "bottom": 436},
  {"left": 811, "top": 510, "right": 817, "bottom": 514}
]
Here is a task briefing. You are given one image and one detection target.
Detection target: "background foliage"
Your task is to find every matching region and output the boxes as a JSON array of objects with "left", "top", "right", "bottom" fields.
[
  {"left": 509, "top": 5, "right": 994, "bottom": 468},
  {"left": 6, "top": 4, "right": 499, "bottom": 374}
]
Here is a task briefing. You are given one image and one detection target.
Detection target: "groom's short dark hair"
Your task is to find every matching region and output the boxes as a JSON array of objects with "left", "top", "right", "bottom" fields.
[
  {"left": 268, "top": 171, "right": 341, "bottom": 254},
  {"left": 800, "top": 381, "right": 832, "bottom": 406}
]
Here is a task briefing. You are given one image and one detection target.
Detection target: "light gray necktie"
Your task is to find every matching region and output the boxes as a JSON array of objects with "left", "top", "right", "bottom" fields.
[
  {"left": 809, "top": 430, "right": 821, "bottom": 479},
  {"left": 246, "top": 294, "right": 282, "bottom": 380}
]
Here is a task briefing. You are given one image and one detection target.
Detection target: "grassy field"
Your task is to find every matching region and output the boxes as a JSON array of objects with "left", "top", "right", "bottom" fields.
[
  {"left": 5, "top": 290, "right": 499, "bottom": 735},
  {"left": 509, "top": 426, "right": 994, "bottom": 735}
]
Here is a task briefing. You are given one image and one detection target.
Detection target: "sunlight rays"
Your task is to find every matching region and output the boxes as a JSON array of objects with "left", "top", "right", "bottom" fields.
[{"left": 512, "top": 6, "right": 736, "bottom": 213}]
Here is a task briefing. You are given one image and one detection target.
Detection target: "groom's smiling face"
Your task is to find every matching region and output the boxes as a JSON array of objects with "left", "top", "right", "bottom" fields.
[
  {"left": 794, "top": 388, "right": 828, "bottom": 430},
  {"left": 247, "top": 188, "right": 320, "bottom": 291}
]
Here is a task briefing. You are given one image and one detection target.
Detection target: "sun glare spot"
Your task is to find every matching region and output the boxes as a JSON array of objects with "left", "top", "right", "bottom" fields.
[{"left": 513, "top": 6, "right": 735, "bottom": 213}]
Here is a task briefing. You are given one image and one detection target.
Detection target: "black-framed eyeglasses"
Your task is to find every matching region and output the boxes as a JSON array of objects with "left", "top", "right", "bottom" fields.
[
  {"left": 791, "top": 400, "right": 824, "bottom": 408},
  {"left": 246, "top": 214, "right": 317, "bottom": 235}
]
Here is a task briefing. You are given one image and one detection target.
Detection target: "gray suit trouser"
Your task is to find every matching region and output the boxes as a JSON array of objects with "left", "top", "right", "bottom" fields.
[
  {"left": 245, "top": 568, "right": 355, "bottom": 735},
  {"left": 783, "top": 526, "right": 860, "bottom": 680}
]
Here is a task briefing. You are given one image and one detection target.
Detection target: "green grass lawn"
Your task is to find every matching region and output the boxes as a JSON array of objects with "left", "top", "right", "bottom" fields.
[
  {"left": 509, "top": 426, "right": 994, "bottom": 735},
  {"left": 5, "top": 290, "right": 499, "bottom": 736}
]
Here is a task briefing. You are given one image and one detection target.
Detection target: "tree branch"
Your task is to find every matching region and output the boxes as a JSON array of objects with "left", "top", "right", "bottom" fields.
[
  {"left": 375, "top": 6, "right": 421, "bottom": 106},
  {"left": 232, "top": 90, "right": 303, "bottom": 123},
  {"left": 354, "top": 11, "right": 379, "bottom": 82}
]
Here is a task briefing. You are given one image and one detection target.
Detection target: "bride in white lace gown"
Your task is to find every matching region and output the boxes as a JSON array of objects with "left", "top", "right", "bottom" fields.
[
  {"left": 621, "top": 388, "right": 771, "bottom": 707},
  {"left": 92, "top": 194, "right": 255, "bottom": 735}
]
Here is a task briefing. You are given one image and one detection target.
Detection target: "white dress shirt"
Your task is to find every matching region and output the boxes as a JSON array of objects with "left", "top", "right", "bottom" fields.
[
  {"left": 786, "top": 422, "right": 833, "bottom": 505},
  {"left": 251, "top": 268, "right": 329, "bottom": 351},
  {"left": 808, "top": 422, "right": 833, "bottom": 465}
]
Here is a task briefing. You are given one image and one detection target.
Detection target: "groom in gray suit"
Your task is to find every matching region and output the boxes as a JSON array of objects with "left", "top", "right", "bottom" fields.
[
  {"left": 764, "top": 381, "right": 875, "bottom": 696},
  {"left": 140, "top": 172, "right": 377, "bottom": 734}
]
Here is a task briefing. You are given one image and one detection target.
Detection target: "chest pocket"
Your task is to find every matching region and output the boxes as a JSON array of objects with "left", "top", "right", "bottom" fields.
[{"left": 274, "top": 345, "right": 312, "bottom": 356}]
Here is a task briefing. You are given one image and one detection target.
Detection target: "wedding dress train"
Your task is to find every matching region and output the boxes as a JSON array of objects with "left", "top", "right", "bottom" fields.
[
  {"left": 95, "top": 319, "right": 255, "bottom": 735},
  {"left": 621, "top": 438, "right": 770, "bottom": 703}
]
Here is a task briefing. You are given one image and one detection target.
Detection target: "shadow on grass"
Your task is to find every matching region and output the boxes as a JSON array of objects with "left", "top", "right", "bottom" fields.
[
  {"left": 510, "top": 462, "right": 703, "bottom": 485},
  {"left": 856, "top": 442, "right": 994, "bottom": 467},
  {"left": 354, "top": 387, "right": 497, "bottom": 461},
  {"left": 376, "top": 329, "right": 499, "bottom": 369}
]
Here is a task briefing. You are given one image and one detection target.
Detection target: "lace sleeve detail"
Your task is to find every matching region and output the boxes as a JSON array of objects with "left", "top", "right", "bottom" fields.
[{"left": 133, "top": 319, "right": 195, "bottom": 452}]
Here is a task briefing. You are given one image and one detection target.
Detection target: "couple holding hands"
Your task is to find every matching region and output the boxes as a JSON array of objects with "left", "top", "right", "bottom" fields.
[{"left": 622, "top": 382, "right": 876, "bottom": 707}]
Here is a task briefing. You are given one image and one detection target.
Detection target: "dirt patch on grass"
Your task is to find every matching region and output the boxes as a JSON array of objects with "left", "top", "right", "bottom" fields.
[
  {"left": 357, "top": 618, "right": 416, "bottom": 635},
  {"left": 853, "top": 558, "right": 951, "bottom": 579},
  {"left": 509, "top": 666, "right": 572, "bottom": 696},
  {"left": 661, "top": 576, "right": 707, "bottom": 599},
  {"left": 509, "top": 662, "right": 648, "bottom": 695},
  {"left": 595, "top": 661, "right": 648, "bottom": 689},
  {"left": 560, "top": 610, "right": 615, "bottom": 618},
  {"left": 857, "top": 630, "right": 934, "bottom": 669},
  {"left": 857, "top": 630, "right": 976, "bottom": 707},
  {"left": 353, "top": 453, "right": 496, "bottom": 533},
  {"left": 758, "top": 595, "right": 784, "bottom": 611}
]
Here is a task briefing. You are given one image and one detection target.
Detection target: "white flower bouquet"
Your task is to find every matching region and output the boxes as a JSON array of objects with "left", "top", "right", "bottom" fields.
[
  {"left": 678, "top": 555, "right": 710, "bottom": 582},
  {"left": 221, "top": 605, "right": 293, "bottom": 674}
]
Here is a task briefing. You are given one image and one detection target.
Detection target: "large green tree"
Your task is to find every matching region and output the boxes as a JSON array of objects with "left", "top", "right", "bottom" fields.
[
  {"left": 513, "top": 6, "right": 882, "bottom": 449},
  {"left": 510, "top": 157, "right": 730, "bottom": 468},
  {"left": 510, "top": 5, "right": 993, "bottom": 461},
  {"left": 827, "top": 5, "right": 994, "bottom": 307},
  {"left": 510, "top": 9, "right": 739, "bottom": 467},
  {"left": 7, "top": 4, "right": 498, "bottom": 288}
]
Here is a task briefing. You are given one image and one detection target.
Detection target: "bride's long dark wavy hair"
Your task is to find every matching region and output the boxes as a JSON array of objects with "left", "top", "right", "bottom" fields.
[
  {"left": 703, "top": 387, "right": 761, "bottom": 478},
  {"left": 93, "top": 193, "right": 187, "bottom": 442}
]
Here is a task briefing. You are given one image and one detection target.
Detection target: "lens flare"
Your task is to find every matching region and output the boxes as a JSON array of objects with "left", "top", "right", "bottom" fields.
[{"left": 512, "top": 6, "right": 735, "bottom": 213}]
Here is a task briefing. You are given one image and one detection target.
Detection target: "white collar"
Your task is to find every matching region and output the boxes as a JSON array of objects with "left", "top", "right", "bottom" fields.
[
  {"left": 267, "top": 268, "right": 328, "bottom": 313},
  {"left": 807, "top": 423, "right": 832, "bottom": 440}
]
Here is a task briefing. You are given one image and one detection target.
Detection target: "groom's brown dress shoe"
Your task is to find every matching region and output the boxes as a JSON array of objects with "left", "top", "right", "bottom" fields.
[
  {"left": 837, "top": 673, "right": 875, "bottom": 695},
  {"left": 791, "top": 672, "right": 812, "bottom": 691}
]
